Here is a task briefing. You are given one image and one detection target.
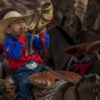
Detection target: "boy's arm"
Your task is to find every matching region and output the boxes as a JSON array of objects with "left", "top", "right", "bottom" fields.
[
  {"left": 33, "top": 33, "right": 50, "bottom": 50},
  {"left": 4, "top": 36, "right": 26, "bottom": 60}
]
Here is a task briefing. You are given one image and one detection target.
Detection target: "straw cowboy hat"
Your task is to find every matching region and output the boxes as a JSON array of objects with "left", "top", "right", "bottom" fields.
[{"left": 0, "top": 10, "right": 35, "bottom": 44}]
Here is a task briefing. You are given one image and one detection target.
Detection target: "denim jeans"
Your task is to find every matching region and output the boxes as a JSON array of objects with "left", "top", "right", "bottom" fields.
[{"left": 13, "top": 63, "right": 43, "bottom": 100}]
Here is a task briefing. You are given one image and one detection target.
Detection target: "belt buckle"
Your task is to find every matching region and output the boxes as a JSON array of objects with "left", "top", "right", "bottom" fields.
[{"left": 25, "top": 61, "right": 38, "bottom": 69}]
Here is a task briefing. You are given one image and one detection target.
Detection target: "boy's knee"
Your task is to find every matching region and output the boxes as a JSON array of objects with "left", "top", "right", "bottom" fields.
[{"left": 19, "top": 80, "right": 31, "bottom": 92}]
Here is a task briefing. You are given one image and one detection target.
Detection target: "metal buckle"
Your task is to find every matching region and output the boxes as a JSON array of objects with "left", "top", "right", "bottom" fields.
[{"left": 25, "top": 61, "right": 38, "bottom": 69}]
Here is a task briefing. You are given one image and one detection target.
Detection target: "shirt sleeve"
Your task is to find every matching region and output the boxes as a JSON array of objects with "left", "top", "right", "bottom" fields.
[
  {"left": 33, "top": 33, "right": 50, "bottom": 50},
  {"left": 4, "top": 36, "right": 26, "bottom": 60}
]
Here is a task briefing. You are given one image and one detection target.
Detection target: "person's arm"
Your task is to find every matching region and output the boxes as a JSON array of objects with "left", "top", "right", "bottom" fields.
[
  {"left": 33, "top": 33, "right": 50, "bottom": 50},
  {"left": 4, "top": 36, "right": 26, "bottom": 60}
]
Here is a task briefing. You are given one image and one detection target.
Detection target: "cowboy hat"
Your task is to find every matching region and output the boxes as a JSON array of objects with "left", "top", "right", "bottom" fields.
[
  {"left": 65, "top": 43, "right": 90, "bottom": 54},
  {"left": 86, "top": 40, "right": 100, "bottom": 54},
  {"left": 0, "top": 10, "right": 35, "bottom": 44}
]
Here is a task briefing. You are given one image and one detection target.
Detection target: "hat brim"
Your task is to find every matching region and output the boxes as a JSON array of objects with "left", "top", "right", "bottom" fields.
[
  {"left": 65, "top": 43, "right": 90, "bottom": 54},
  {"left": 0, "top": 14, "right": 35, "bottom": 44},
  {"left": 86, "top": 41, "right": 100, "bottom": 54}
]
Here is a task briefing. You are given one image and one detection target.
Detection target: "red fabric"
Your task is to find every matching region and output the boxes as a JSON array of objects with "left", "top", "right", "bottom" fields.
[
  {"left": 0, "top": 18, "right": 3, "bottom": 21},
  {"left": 40, "top": 49, "right": 49, "bottom": 64},
  {"left": 46, "top": 24, "right": 56, "bottom": 33},
  {"left": 39, "top": 33, "right": 46, "bottom": 47},
  {"left": 62, "top": 48, "right": 96, "bottom": 76},
  {"left": 18, "top": 36, "right": 26, "bottom": 49},
  {"left": 50, "top": 16, "right": 55, "bottom": 24},
  {"left": 62, "top": 49, "right": 85, "bottom": 70},
  {"left": 73, "top": 58, "right": 95, "bottom": 76},
  {"left": 0, "top": 44, "right": 3, "bottom": 55},
  {"left": 5, "top": 35, "right": 43, "bottom": 70},
  {"left": 0, "top": 44, "right": 3, "bottom": 50}
]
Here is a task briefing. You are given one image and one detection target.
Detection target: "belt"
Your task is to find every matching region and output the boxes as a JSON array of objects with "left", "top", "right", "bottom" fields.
[{"left": 25, "top": 60, "right": 38, "bottom": 69}]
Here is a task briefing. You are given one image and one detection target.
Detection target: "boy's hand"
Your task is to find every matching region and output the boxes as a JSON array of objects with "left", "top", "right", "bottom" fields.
[{"left": 20, "top": 25, "right": 29, "bottom": 36}]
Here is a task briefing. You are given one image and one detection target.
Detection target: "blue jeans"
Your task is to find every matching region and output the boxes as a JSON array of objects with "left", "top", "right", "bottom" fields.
[{"left": 13, "top": 63, "right": 43, "bottom": 100}]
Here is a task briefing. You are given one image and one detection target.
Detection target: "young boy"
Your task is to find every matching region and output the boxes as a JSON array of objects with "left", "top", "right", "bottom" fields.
[
  {"left": 0, "top": 7, "right": 19, "bottom": 79},
  {"left": 0, "top": 10, "right": 50, "bottom": 100}
]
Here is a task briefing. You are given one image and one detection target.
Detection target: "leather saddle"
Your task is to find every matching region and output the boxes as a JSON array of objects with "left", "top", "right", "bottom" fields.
[
  {"left": 28, "top": 71, "right": 81, "bottom": 98},
  {"left": 0, "top": 71, "right": 81, "bottom": 99},
  {"left": 28, "top": 71, "right": 81, "bottom": 87}
]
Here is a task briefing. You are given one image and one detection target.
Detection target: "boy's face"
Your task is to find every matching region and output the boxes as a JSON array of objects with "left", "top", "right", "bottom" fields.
[{"left": 6, "top": 19, "right": 28, "bottom": 37}]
